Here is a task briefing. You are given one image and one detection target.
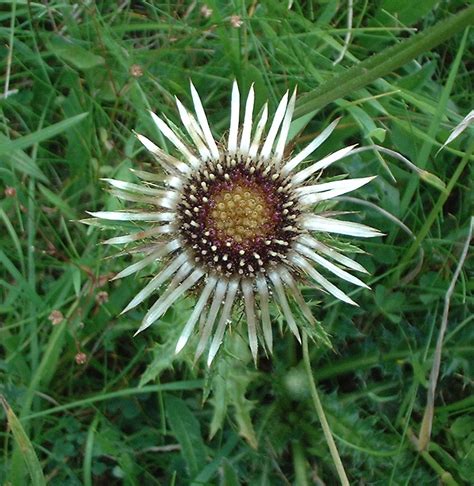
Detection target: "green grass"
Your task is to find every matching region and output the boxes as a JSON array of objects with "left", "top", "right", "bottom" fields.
[{"left": 1, "top": 1, "right": 473, "bottom": 484}]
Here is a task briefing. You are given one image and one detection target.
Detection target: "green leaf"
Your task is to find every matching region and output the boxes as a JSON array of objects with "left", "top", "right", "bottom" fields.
[
  {"left": 346, "top": 105, "right": 377, "bottom": 137},
  {"left": 47, "top": 35, "right": 105, "bottom": 70},
  {"left": 411, "top": 354, "right": 429, "bottom": 388},
  {"left": 379, "top": 0, "right": 439, "bottom": 26},
  {"left": 209, "top": 336, "right": 258, "bottom": 449},
  {"left": 138, "top": 341, "right": 176, "bottom": 387},
  {"left": 294, "top": 6, "right": 474, "bottom": 117},
  {"left": 450, "top": 416, "right": 474, "bottom": 440},
  {"left": 374, "top": 285, "right": 405, "bottom": 324},
  {"left": 220, "top": 459, "right": 240, "bottom": 486},
  {"left": 1, "top": 396, "right": 46, "bottom": 486},
  {"left": 0, "top": 112, "right": 89, "bottom": 156},
  {"left": 230, "top": 383, "right": 258, "bottom": 450},
  {"left": 368, "top": 128, "right": 386, "bottom": 143},
  {"left": 0, "top": 250, "right": 42, "bottom": 306},
  {"left": 287, "top": 109, "right": 319, "bottom": 143},
  {"left": 396, "top": 61, "right": 436, "bottom": 91},
  {"left": 209, "top": 372, "right": 228, "bottom": 440},
  {"left": 38, "top": 184, "right": 76, "bottom": 219},
  {"left": 459, "top": 447, "right": 474, "bottom": 483},
  {"left": 22, "top": 382, "right": 203, "bottom": 422},
  {"left": 0, "top": 134, "right": 48, "bottom": 183},
  {"left": 419, "top": 170, "right": 446, "bottom": 192},
  {"left": 71, "top": 266, "right": 81, "bottom": 297},
  {"left": 166, "top": 395, "right": 207, "bottom": 478}
]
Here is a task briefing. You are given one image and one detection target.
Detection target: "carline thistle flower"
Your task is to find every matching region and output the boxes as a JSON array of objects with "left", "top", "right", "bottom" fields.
[{"left": 88, "top": 82, "right": 381, "bottom": 365}]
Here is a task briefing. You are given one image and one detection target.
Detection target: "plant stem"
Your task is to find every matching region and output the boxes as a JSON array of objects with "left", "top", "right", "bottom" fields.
[
  {"left": 302, "top": 333, "right": 349, "bottom": 485},
  {"left": 418, "top": 217, "right": 473, "bottom": 451},
  {"left": 397, "top": 142, "right": 473, "bottom": 273},
  {"left": 294, "top": 6, "right": 474, "bottom": 117},
  {"left": 292, "top": 441, "right": 309, "bottom": 486}
]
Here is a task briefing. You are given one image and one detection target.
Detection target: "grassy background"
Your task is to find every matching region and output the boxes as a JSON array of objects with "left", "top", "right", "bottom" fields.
[{"left": 1, "top": 1, "right": 473, "bottom": 484}]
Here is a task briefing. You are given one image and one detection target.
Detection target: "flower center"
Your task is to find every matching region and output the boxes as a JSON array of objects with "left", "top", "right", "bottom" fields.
[
  {"left": 177, "top": 154, "right": 300, "bottom": 277},
  {"left": 207, "top": 179, "right": 277, "bottom": 245}
]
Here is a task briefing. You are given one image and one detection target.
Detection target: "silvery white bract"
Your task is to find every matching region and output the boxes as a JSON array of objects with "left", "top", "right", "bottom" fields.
[{"left": 88, "top": 82, "right": 381, "bottom": 365}]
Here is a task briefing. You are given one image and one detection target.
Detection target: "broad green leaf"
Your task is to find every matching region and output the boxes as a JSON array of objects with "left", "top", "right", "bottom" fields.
[
  {"left": 166, "top": 395, "right": 207, "bottom": 478},
  {"left": 47, "top": 35, "right": 105, "bottom": 70},
  {"left": 450, "top": 416, "right": 474, "bottom": 440}
]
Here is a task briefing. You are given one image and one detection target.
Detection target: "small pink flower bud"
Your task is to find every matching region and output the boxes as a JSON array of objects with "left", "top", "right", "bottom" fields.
[
  {"left": 130, "top": 64, "right": 144, "bottom": 78},
  {"left": 229, "top": 15, "right": 243, "bottom": 28},
  {"left": 48, "top": 310, "right": 64, "bottom": 326},
  {"left": 200, "top": 5, "right": 213, "bottom": 18},
  {"left": 96, "top": 291, "right": 109, "bottom": 305},
  {"left": 75, "top": 352, "right": 87, "bottom": 365},
  {"left": 5, "top": 187, "right": 16, "bottom": 198}
]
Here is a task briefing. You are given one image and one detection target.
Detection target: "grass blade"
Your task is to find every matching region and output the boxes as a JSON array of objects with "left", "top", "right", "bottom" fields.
[
  {"left": 294, "top": 6, "right": 474, "bottom": 117},
  {"left": 1, "top": 396, "right": 46, "bottom": 486},
  {"left": 0, "top": 112, "right": 89, "bottom": 156}
]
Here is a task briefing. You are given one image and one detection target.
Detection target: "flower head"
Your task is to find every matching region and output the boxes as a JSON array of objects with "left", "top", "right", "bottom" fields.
[
  {"left": 75, "top": 352, "right": 87, "bottom": 365},
  {"left": 229, "top": 15, "right": 243, "bottom": 28},
  {"left": 5, "top": 186, "right": 16, "bottom": 198},
  {"left": 200, "top": 4, "right": 213, "bottom": 18},
  {"left": 95, "top": 291, "right": 109, "bottom": 305},
  {"left": 48, "top": 309, "right": 64, "bottom": 326},
  {"left": 88, "top": 82, "right": 381, "bottom": 364}
]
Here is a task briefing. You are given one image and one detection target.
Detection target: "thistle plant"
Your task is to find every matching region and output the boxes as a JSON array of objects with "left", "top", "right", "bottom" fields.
[
  {"left": 87, "top": 82, "right": 380, "bottom": 365},
  {"left": 3, "top": 3, "right": 472, "bottom": 485}
]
